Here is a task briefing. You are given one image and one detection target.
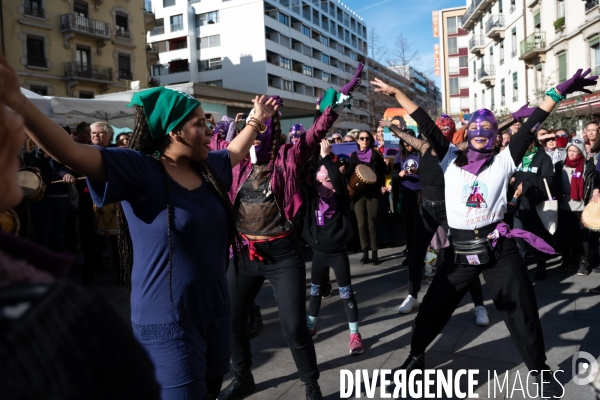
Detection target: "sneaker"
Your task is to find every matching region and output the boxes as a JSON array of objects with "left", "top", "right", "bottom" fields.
[
  {"left": 371, "top": 250, "right": 379, "bottom": 266},
  {"left": 535, "top": 371, "right": 560, "bottom": 398},
  {"left": 577, "top": 261, "right": 590, "bottom": 276},
  {"left": 349, "top": 333, "right": 364, "bottom": 355},
  {"left": 247, "top": 305, "right": 263, "bottom": 339},
  {"left": 321, "top": 281, "right": 332, "bottom": 299},
  {"left": 399, "top": 353, "right": 425, "bottom": 373},
  {"left": 398, "top": 295, "right": 419, "bottom": 314},
  {"left": 218, "top": 371, "right": 256, "bottom": 400},
  {"left": 308, "top": 327, "right": 318, "bottom": 340},
  {"left": 305, "top": 382, "right": 323, "bottom": 400},
  {"left": 590, "top": 285, "right": 600, "bottom": 294},
  {"left": 474, "top": 305, "right": 489, "bottom": 326}
]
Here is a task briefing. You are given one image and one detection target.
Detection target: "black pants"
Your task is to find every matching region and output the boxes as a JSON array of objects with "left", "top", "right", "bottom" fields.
[
  {"left": 557, "top": 209, "right": 588, "bottom": 264},
  {"left": 400, "top": 189, "right": 420, "bottom": 254},
  {"left": 227, "top": 235, "right": 319, "bottom": 384},
  {"left": 407, "top": 198, "right": 484, "bottom": 306},
  {"left": 308, "top": 249, "right": 358, "bottom": 324},
  {"left": 513, "top": 208, "right": 551, "bottom": 271},
  {"left": 411, "top": 237, "right": 549, "bottom": 371},
  {"left": 354, "top": 195, "right": 379, "bottom": 252}
]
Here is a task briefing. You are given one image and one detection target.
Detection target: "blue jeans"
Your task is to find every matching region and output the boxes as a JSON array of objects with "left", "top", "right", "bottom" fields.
[{"left": 29, "top": 196, "right": 69, "bottom": 252}]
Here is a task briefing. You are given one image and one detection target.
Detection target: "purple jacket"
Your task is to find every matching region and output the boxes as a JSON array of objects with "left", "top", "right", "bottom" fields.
[{"left": 210, "top": 107, "right": 338, "bottom": 222}]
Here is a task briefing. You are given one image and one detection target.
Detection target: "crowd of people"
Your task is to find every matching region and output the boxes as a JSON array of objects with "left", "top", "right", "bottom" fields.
[{"left": 1, "top": 45, "right": 599, "bottom": 400}]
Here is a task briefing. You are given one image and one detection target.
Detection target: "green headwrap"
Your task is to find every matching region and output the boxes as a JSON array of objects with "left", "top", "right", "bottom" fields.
[{"left": 128, "top": 87, "right": 201, "bottom": 140}]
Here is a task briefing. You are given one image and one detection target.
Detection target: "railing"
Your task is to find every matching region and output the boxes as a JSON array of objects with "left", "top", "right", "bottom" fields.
[
  {"left": 24, "top": 1, "right": 45, "bottom": 18},
  {"left": 478, "top": 66, "right": 495, "bottom": 79},
  {"left": 485, "top": 15, "right": 504, "bottom": 33},
  {"left": 460, "top": 0, "right": 482, "bottom": 27},
  {"left": 116, "top": 29, "right": 131, "bottom": 39},
  {"left": 469, "top": 35, "right": 485, "bottom": 50},
  {"left": 303, "top": 10, "right": 310, "bottom": 20},
  {"left": 118, "top": 69, "right": 133, "bottom": 80},
  {"left": 60, "top": 14, "right": 111, "bottom": 38},
  {"left": 27, "top": 55, "right": 47, "bottom": 68},
  {"left": 146, "top": 42, "right": 159, "bottom": 52},
  {"left": 170, "top": 23, "right": 183, "bottom": 32},
  {"left": 585, "top": 0, "right": 599, "bottom": 11},
  {"left": 150, "top": 26, "right": 164, "bottom": 36},
  {"left": 64, "top": 61, "right": 113, "bottom": 81},
  {"left": 448, "top": 66, "right": 459, "bottom": 75},
  {"left": 519, "top": 32, "right": 546, "bottom": 56}
]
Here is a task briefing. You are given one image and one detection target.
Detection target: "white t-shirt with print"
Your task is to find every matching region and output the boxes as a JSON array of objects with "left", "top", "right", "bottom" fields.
[{"left": 441, "top": 144, "right": 516, "bottom": 230}]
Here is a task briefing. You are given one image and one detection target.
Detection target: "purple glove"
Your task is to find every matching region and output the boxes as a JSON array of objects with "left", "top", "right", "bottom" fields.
[
  {"left": 511, "top": 102, "right": 536, "bottom": 120},
  {"left": 556, "top": 68, "right": 598, "bottom": 96},
  {"left": 264, "top": 95, "right": 284, "bottom": 107},
  {"left": 315, "top": 96, "right": 322, "bottom": 106},
  {"left": 340, "top": 62, "right": 364, "bottom": 95}
]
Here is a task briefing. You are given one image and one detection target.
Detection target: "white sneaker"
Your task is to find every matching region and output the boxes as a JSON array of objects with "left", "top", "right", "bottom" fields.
[
  {"left": 474, "top": 305, "right": 489, "bottom": 326},
  {"left": 398, "top": 295, "right": 419, "bottom": 314}
]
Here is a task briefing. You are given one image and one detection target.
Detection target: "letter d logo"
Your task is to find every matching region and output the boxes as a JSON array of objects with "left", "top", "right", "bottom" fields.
[{"left": 572, "top": 351, "right": 598, "bottom": 385}]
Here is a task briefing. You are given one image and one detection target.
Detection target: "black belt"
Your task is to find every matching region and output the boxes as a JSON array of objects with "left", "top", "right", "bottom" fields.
[{"left": 450, "top": 222, "right": 498, "bottom": 241}]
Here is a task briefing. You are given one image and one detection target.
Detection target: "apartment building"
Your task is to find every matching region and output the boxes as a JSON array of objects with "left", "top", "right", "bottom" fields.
[
  {"left": 2, "top": 0, "right": 155, "bottom": 97},
  {"left": 388, "top": 65, "right": 442, "bottom": 114},
  {"left": 437, "top": 7, "right": 471, "bottom": 118}
]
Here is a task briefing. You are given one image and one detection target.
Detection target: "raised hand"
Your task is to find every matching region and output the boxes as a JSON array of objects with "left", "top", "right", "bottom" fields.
[
  {"left": 556, "top": 68, "right": 598, "bottom": 95},
  {"left": 511, "top": 102, "right": 537, "bottom": 120},
  {"left": 340, "top": 62, "right": 364, "bottom": 95},
  {"left": 371, "top": 78, "right": 399, "bottom": 96},
  {"left": 379, "top": 118, "right": 392, "bottom": 128},
  {"left": 319, "top": 139, "right": 331, "bottom": 158},
  {"left": 251, "top": 95, "right": 279, "bottom": 123}
]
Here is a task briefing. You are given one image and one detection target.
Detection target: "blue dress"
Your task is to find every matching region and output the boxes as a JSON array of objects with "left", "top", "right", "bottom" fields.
[{"left": 88, "top": 147, "right": 233, "bottom": 399}]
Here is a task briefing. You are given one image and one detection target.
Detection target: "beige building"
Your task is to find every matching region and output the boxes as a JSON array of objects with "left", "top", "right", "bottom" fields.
[{"left": 1, "top": 0, "right": 156, "bottom": 98}]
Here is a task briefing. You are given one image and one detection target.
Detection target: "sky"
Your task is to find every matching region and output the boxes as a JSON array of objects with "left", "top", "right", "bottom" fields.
[{"left": 340, "top": 0, "right": 467, "bottom": 88}]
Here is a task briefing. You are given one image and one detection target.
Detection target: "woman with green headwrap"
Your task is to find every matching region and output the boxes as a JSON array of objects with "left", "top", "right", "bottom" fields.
[{"left": 0, "top": 52, "right": 279, "bottom": 400}]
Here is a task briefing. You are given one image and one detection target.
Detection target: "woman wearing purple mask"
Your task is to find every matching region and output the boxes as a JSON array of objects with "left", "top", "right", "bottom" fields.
[
  {"left": 289, "top": 123, "right": 306, "bottom": 145},
  {"left": 372, "top": 68, "right": 597, "bottom": 397}
]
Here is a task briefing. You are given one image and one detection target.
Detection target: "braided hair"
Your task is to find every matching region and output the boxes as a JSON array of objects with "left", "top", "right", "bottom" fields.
[
  {"left": 258, "top": 113, "right": 284, "bottom": 182},
  {"left": 117, "top": 107, "right": 240, "bottom": 303}
]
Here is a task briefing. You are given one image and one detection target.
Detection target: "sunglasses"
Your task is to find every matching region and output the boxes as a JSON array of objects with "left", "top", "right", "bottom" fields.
[
  {"left": 545, "top": 137, "right": 556, "bottom": 142},
  {"left": 358, "top": 137, "right": 370, "bottom": 141},
  {"left": 557, "top": 134, "right": 567, "bottom": 138}
]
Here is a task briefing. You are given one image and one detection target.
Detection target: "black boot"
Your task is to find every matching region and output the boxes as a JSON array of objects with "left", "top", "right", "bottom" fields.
[
  {"left": 535, "top": 371, "right": 560, "bottom": 398},
  {"left": 371, "top": 250, "right": 379, "bottom": 266},
  {"left": 360, "top": 250, "right": 369, "bottom": 265},
  {"left": 305, "top": 382, "right": 323, "bottom": 400},
  {"left": 399, "top": 353, "right": 425, "bottom": 373},
  {"left": 247, "top": 305, "right": 263, "bottom": 339},
  {"left": 218, "top": 371, "right": 256, "bottom": 400}
]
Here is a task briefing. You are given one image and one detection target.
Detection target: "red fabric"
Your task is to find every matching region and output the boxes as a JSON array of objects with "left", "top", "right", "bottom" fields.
[
  {"left": 241, "top": 233, "right": 291, "bottom": 261},
  {"left": 565, "top": 154, "right": 585, "bottom": 201},
  {"left": 435, "top": 115, "right": 456, "bottom": 140}
]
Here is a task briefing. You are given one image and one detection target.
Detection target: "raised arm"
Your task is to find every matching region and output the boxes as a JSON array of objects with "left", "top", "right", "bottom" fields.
[
  {"left": 371, "top": 78, "right": 450, "bottom": 160},
  {"left": 384, "top": 121, "right": 429, "bottom": 155},
  {"left": 291, "top": 107, "right": 338, "bottom": 166}
]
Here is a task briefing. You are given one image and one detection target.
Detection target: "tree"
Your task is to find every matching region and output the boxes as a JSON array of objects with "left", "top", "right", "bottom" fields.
[
  {"left": 387, "top": 32, "right": 422, "bottom": 69},
  {"left": 531, "top": 77, "right": 584, "bottom": 134}
]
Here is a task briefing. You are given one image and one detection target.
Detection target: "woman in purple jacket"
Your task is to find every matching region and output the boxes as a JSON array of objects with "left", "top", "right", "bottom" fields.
[{"left": 219, "top": 65, "right": 364, "bottom": 400}]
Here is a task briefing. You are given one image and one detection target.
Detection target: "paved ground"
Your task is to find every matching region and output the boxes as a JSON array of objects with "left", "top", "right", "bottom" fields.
[{"left": 88, "top": 246, "right": 600, "bottom": 400}]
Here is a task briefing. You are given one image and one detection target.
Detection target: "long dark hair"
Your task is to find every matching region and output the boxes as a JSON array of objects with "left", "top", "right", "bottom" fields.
[
  {"left": 398, "top": 128, "right": 418, "bottom": 159},
  {"left": 117, "top": 107, "right": 240, "bottom": 303}
]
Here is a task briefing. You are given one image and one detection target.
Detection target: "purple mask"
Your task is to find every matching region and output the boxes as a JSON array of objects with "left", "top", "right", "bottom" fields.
[
  {"left": 467, "top": 109, "right": 498, "bottom": 152},
  {"left": 213, "top": 121, "right": 229, "bottom": 138},
  {"left": 254, "top": 118, "right": 274, "bottom": 164}
]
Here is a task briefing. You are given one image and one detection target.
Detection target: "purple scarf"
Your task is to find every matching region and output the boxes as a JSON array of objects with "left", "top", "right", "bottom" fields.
[
  {"left": 461, "top": 149, "right": 494, "bottom": 175},
  {"left": 357, "top": 148, "right": 372, "bottom": 163},
  {"left": 318, "top": 195, "right": 337, "bottom": 219},
  {"left": 490, "top": 222, "right": 557, "bottom": 254}
]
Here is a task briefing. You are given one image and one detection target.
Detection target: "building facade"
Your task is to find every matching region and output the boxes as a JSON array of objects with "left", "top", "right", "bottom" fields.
[
  {"left": 437, "top": 7, "right": 470, "bottom": 118},
  {"left": 388, "top": 65, "right": 442, "bottom": 114},
  {"left": 2, "top": 0, "right": 155, "bottom": 98}
]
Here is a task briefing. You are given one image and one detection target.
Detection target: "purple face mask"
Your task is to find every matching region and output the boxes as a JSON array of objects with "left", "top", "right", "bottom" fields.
[
  {"left": 254, "top": 118, "right": 274, "bottom": 164},
  {"left": 467, "top": 109, "right": 498, "bottom": 152}
]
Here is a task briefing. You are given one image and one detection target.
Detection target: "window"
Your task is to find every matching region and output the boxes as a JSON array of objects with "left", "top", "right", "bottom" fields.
[
  {"left": 321, "top": 54, "right": 329, "bottom": 64},
  {"left": 322, "top": 72, "right": 330, "bottom": 83},
  {"left": 501, "top": 78, "right": 505, "bottom": 106},
  {"left": 557, "top": 0, "right": 565, "bottom": 19},
  {"left": 279, "top": 13, "right": 289, "bottom": 26},
  {"left": 282, "top": 79, "right": 293, "bottom": 91},
  {"left": 303, "top": 65, "right": 312, "bottom": 76},
  {"left": 163, "top": 0, "right": 175, "bottom": 7},
  {"left": 474, "top": 93, "right": 477, "bottom": 110},
  {"left": 510, "top": 0, "right": 515, "bottom": 12},
  {"left": 199, "top": 57, "right": 222, "bottom": 71},
  {"left": 491, "top": 87, "right": 495, "bottom": 109},
  {"left": 473, "top": 60, "right": 476, "bottom": 81},
  {"left": 459, "top": 56, "right": 468, "bottom": 68},
  {"left": 169, "top": 59, "right": 189, "bottom": 73},
  {"left": 196, "top": 11, "right": 219, "bottom": 26},
  {"left": 449, "top": 77, "right": 459, "bottom": 95},
  {"left": 170, "top": 14, "right": 183, "bottom": 32},
  {"left": 152, "top": 64, "right": 168, "bottom": 76},
  {"left": 74, "top": 1, "right": 88, "bottom": 17},
  {"left": 116, "top": 13, "right": 129, "bottom": 38},
  {"left": 30, "top": 85, "right": 47, "bottom": 95},
  {"left": 349, "top": 52, "right": 356, "bottom": 61},
  {"left": 75, "top": 46, "right": 90, "bottom": 70},
  {"left": 498, "top": 0, "right": 503, "bottom": 13},
  {"left": 535, "top": 63, "right": 543, "bottom": 91},
  {"left": 482, "top": 89, "right": 486, "bottom": 109},
  {"left": 558, "top": 52, "right": 567, "bottom": 82},
  {"left": 26, "top": 36, "right": 46, "bottom": 67},
  {"left": 151, "top": 18, "right": 164, "bottom": 36},
  {"left": 512, "top": 72, "right": 518, "bottom": 102},
  {"left": 593, "top": 39, "right": 600, "bottom": 75},
  {"left": 448, "top": 37, "right": 457, "bottom": 54},
  {"left": 533, "top": 11, "right": 540, "bottom": 29},
  {"left": 169, "top": 37, "right": 187, "bottom": 50},
  {"left": 320, "top": 35, "right": 329, "bottom": 46},
  {"left": 447, "top": 16, "right": 457, "bottom": 34},
  {"left": 118, "top": 54, "right": 132, "bottom": 80},
  {"left": 511, "top": 28, "right": 517, "bottom": 57},
  {"left": 202, "top": 79, "right": 223, "bottom": 87},
  {"left": 280, "top": 56, "right": 291, "bottom": 70},
  {"left": 302, "top": 25, "right": 310, "bottom": 37},
  {"left": 449, "top": 57, "right": 459, "bottom": 75},
  {"left": 200, "top": 34, "right": 220, "bottom": 48},
  {"left": 25, "top": 0, "right": 44, "bottom": 18},
  {"left": 499, "top": 39, "right": 504, "bottom": 63}
]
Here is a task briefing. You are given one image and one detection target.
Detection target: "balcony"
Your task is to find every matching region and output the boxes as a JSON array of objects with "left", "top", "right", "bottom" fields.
[
  {"left": 144, "top": 10, "right": 156, "bottom": 32},
  {"left": 146, "top": 43, "right": 159, "bottom": 65},
  {"left": 461, "top": 0, "right": 494, "bottom": 30},
  {"left": 24, "top": 1, "right": 45, "bottom": 18},
  {"left": 116, "top": 28, "right": 132, "bottom": 40},
  {"left": 519, "top": 32, "right": 546, "bottom": 65},
  {"left": 27, "top": 55, "right": 47, "bottom": 68},
  {"left": 469, "top": 35, "right": 486, "bottom": 56},
  {"left": 170, "top": 23, "right": 183, "bottom": 32},
  {"left": 150, "top": 26, "right": 164, "bottom": 36},
  {"left": 60, "top": 14, "right": 110, "bottom": 52},
  {"left": 477, "top": 66, "right": 495, "bottom": 87},
  {"left": 585, "top": 0, "right": 599, "bottom": 12},
  {"left": 118, "top": 69, "right": 133, "bottom": 80},
  {"left": 485, "top": 15, "right": 505, "bottom": 41},
  {"left": 64, "top": 61, "right": 113, "bottom": 83}
]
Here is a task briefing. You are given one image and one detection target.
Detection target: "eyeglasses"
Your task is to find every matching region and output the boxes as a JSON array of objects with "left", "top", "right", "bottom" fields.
[
  {"left": 358, "top": 137, "right": 370, "bottom": 141},
  {"left": 544, "top": 137, "right": 556, "bottom": 142}
]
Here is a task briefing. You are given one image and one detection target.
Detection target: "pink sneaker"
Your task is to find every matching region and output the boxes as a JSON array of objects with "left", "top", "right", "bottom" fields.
[
  {"left": 309, "top": 327, "right": 318, "bottom": 340},
  {"left": 349, "top": 333, "right": 364, "bottom": 355}
]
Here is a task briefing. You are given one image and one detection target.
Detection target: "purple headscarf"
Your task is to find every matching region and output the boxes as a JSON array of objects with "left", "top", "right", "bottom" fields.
[
  {"left": 247, "top": 95, "right": 284, "bottom": 164},
  {"left": 462, "top": 109, "right": 498, "bottom": 175},
  {"left": 213, "top": 116, "right": 237, "bottom": 142}
]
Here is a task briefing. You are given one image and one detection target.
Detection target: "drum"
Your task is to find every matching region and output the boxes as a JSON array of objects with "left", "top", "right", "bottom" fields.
[
  {"left": 0, "top": 209, "right": 20, "bottom": 235},
  {"left": 349, "top": 164, "right": 377, "bottom": 198},
  {"left": 94, "top": 203, "right": 118, "bottom": 235},
  {"left": 16, "top": 168, "right": 46, "bottom": 202},
  {"left": 582, "top": 202, "right": 600, "bottom": 232}
]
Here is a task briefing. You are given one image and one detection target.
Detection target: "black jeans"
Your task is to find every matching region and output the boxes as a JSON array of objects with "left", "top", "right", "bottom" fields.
[
  {"left": 407, "top": 198, "right": 484, "bottom": 306},
  {"left": 513, "top": 208, "right": 550, "bottom": 271},
  {"left": 411, "top": 237, "right": 549, "bottom": 371},
  {"left": 227, "top": 235, "right": 319, "bottom": 384},
  {"left": 557, "top": 209, "right": 588, "bottom": 264},
  {"left": 400, "top": 189, "right": 420, "bottom": 253},
  {"left": 354, "top": 195, "right": 379, "bottom": 251}
]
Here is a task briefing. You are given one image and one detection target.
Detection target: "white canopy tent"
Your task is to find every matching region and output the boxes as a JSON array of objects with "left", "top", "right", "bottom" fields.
[
  {"left": 20, "top": 88, "right": 65, "bottom": 126},
  {"left": 51, "top": 97, "right": 135, "bottom": 129}
]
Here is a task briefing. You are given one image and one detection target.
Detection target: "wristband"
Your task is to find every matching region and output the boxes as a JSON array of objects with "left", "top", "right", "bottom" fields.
[
  {"left": 545, "top": 87, "right": 565, "bottom": 103},
  {"left": 249, "top": 117, "right": 267, "bottom": 133}
]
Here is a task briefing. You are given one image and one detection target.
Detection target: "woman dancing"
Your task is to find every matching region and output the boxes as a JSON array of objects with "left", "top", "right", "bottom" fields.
[
  {"left": 0, "top": 52, "right": 278, "bottom": 400},
  {"left": 371, "top": 68, "right": 597, "bottom": 396}
]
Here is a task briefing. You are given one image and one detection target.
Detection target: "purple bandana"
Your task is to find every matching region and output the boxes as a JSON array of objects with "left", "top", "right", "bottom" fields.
[
  {"left": 461, "top": 150, "right": 494, "bottom": 175},
  {"left": 357, "top": 148, "right": 372, "bottom": 163},
  {"left": 316, "top": 165, "right": 337, "bottom": 220},
  {"left": 490, "top": 222, "right": 557, "bottom": 255}
]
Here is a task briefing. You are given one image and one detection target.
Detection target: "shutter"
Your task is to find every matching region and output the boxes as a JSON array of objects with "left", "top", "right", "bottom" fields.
[
  {"left": 533, "top": 12, "right": 540, "bottom": 27},
  {"left": 558, "top": 53, "right": 567, "bottom": 82},
  {"left": 589, "top": 34, "right": 600, "bottom": 48}
]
